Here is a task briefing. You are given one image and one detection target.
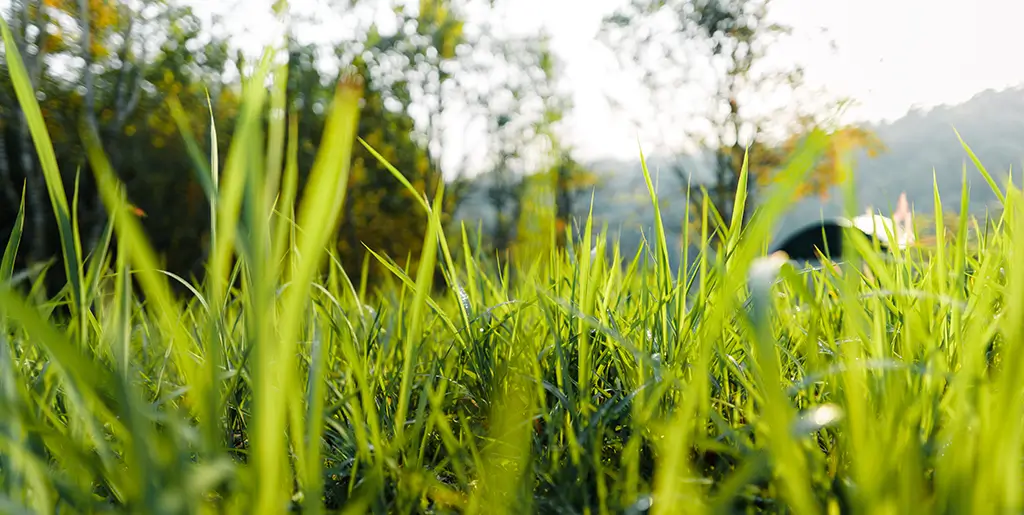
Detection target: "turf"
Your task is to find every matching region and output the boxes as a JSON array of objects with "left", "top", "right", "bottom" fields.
[{"left": 0, "top": 17, "right": 1020, "bottom": 515}]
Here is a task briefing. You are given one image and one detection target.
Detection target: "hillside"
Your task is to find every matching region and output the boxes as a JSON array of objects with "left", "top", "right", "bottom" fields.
[{"left": 455, "top": 85, "right": 1024, "bottom": 266}]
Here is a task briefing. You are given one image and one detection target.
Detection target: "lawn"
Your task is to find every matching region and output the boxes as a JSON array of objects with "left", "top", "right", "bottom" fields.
[{"left": 1, "top": 19, "right": 1020, "bottom": 515}]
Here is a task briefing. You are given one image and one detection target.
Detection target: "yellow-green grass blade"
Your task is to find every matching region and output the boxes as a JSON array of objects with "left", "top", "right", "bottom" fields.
[
  {"left": 0, "top": 185, "right": 50, "bottom": 511},
  {"left": 271, "top": 113, "right": 301, "bottom": 271},
  {"left": 166, "top": 95, "right": 217, "bottom": 206},
  {"left": 1, "top": 183, "right": 26, "bottom": 284},
  {"left": 264, "top": 55, "right": 290, "bottom": 216},
  {"left": 79, "top": 128, "right": 201, "bottom": 415},
  {"left": 391, "top": 183, "right": 442, "bottom": 455},
  {"left": 358, "top": 139, "right": 473, "bottom": 342},
  {"left": 0, "top": 18, "right": 85, "bottom": 332},
  {"left": 954, "top": 127, "right": 1005, "bottom": 205},
  {"left": 208, "top": 47, "right": 275, "bottom": 310},
  {"left": 253, "top": 74, "right": 363, "bottom": 514}
]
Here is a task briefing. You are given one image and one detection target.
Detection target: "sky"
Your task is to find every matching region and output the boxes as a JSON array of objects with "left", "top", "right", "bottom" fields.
[
  {"left": 499, "top": 0, "right": 1024, "bottom": 161},
  {"left": 178, "top": 0, "right": 1024, "bottom": 172},
  {"left": 7, "top": 0, "right": 1024, "bottom": 173}
]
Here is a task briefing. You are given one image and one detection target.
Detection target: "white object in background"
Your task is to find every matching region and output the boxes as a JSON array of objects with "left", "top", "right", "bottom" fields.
[{"left": 849, "top": 192, "right": 915, "bottom": 250}]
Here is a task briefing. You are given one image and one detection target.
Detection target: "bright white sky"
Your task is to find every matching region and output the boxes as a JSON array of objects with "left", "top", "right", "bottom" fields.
[
  {"left": 182, "top": 0, "right": 1024, "bottom": 173},
  {"left": 494, "top": 0, "right": 1024, "bottom": 160},
  {"left": 7, "top": 0, "right": 1024, "bottom": 174}
]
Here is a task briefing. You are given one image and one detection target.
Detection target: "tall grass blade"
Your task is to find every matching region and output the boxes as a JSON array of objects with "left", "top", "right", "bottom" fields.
[
  {"left": 253, "top": 73, "right": 363, "bottom": 513},
  {"left": 0, "top": 17, "right": 85, "bottom": 330}
]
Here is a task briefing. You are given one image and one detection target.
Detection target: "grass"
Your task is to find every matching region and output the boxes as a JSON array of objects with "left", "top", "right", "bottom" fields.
[{"left": 1, "top": 16, "right": 1022, "bottom": 515}]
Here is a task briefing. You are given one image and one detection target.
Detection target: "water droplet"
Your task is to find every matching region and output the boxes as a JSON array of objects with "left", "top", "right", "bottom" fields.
[{"left": 792, "top": 403, "right": 843, "bottom": 435}]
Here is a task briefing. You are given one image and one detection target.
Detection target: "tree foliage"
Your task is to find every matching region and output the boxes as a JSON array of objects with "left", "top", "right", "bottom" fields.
[
  {"left": 756, "top": 123, "right": 888, "bottom": 199},
  {"left": 1, "top": 0, "right": 570, "bottom": 291},
  {"left": 283, "top": 39, "right": 448, "bottom": 281},
  {"left": 1, "top": 0, "right": 235, "bottom": 290}
]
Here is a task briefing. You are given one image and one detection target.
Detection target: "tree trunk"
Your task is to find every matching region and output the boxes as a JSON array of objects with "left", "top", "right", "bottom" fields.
[
  {"left": 0, "top": 127, "right": 19, "bottom": 208},
  {"left": 17, "top": 113, "right": 48, "bottom": 264}
]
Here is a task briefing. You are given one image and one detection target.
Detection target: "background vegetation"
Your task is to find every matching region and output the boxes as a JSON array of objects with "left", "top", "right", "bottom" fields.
[{"left": 1, "top": 0, "right": 1023, "bottom": 514}]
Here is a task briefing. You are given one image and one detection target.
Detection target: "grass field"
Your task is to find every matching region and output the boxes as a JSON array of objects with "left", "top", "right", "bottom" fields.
[{"left": 2, "top": 19, "right": 1023, "bottom": 515}]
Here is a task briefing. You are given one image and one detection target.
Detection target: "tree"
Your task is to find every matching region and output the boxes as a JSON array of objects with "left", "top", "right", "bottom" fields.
[
  {"left": 316, "top": 0, "right": 570, "bottom": 256},
  {"left": 1, "top": 0, "right": 235, "bottom": 286},
  {"left": 2, "top": 0, "right": 573, "bottom": 291},
  {"left": 277, "top": 35, "right": 450, "bottom": 284},
  {"left": 755, "top": 120, "right": 887, "bottom": 199},
  {"left": 478, "top": 32, "right": 571, "bottom": 257},
  {"left": 599, "top": 0, "right": 883, "bottom": 238},
  {"left": 1, "top": 0, "right": 60, "bottom": 262}
]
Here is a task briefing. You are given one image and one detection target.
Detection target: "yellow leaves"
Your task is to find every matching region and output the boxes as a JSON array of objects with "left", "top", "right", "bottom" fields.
[
  {"left": 88, "top": 0, "right": 119, "bottom": 32},
  {"left": 350, "top": 157, "right": 367, "bottom": 182},
  {"left": 364, "top": 130, "right": 384, "bottom": 151},
  {"left": 831, "top": 126, "right": 887, "bottom": 158},
  {"left": 41, "top": 32, "right": 69, "bottom": 54},
  {"left": 46, "top": 0, "right": 123, "bottom": 57},
  {"left": 415, "top": 154, "right": 429, "bottom": 175},
  {"left": 89, "top": 41, "right": 109, "bottom": 59},
  {"left": 752, "top": 125, "right": 887, "bottom": 201},
  {"left": 806, "top": 125, "right": 887, "bottom": 198},
  {"left": 416, "top": 0, "right": 463, "bottom": 59},
  {"left": 39, "top": 0, "right": 124, "bottom": 59},
  {"left": 566, "top": 172, "right": 598, "bottom": 189},
  {"left": 440, "top": 20, "right": 463, "bottom": 60},
  {"left": 214, "top": 88, "right": 241, "bottom": 123},
  {"left": 419, "top": 0, "right": 447, "bottom": 24},
  {"left": 340, "top": 155, "right": 437, "bottom": 282},
  {"left": 125, "top": 124, "right": 136, "bottom": 137}
]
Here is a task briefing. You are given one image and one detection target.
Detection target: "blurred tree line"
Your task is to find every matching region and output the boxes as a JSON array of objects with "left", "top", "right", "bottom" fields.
[
  {"left": 599, "top": 0, "right": 886, "bottom": 240},
  {"left": 0, "top": 0, "right": 595, "bottom": 293},
  {"left": 2, "top": 0, "right": 891, "bottom": 293},
  {"left": 1, "top": 0, "right": 234, "bottom": 288}
]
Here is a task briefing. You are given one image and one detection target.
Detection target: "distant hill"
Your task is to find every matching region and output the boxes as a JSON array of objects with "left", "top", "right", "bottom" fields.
[
  {"left": 839, "top": 86, "right": 1023, "bottom": 216},
  {"left": 455, "top": 85, "right": 1024, "bottom": 267}
]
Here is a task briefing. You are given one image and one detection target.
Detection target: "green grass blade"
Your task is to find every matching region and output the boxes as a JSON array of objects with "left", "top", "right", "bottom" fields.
[
  {"left": 253, "top": 73, "right": 363, "bottom": 514},
  {"left": 1, "top": 184, "right": 26, "bottom": 284},
  {"left": 954, "top": 127, "right": 1005, "bottom": 204},
  {"left": 0, "top": 17, "right": 85, "bottom": 327}
]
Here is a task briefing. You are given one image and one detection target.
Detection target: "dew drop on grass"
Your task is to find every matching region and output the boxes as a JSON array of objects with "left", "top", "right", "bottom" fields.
[
  {"left": 748, "top": 252, "right": 789, "bottom": 289},
  {"left": 624, "top": 494, "right": 653, "bottom": 515},
  {"left": 792, "top": 403, "right": 844, "bottom": 435},
  {"left": 455, "top": 285, "right": 471, "bottom": 315}
]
